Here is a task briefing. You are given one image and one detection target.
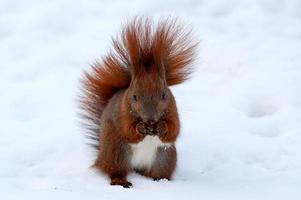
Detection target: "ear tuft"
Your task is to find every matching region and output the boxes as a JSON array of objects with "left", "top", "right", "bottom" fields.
[{"left": 111, "top": 17, "right": 198, "bottom": 85}]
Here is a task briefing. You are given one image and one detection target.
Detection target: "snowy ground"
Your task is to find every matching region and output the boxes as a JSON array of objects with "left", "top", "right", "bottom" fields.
[{"left": 1, "top": 0, "right": 301, "bottom": 199}]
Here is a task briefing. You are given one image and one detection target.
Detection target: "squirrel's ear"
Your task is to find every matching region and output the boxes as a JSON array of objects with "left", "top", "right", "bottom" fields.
[
  {"left": 154, "top": 61, "right": 166, "bottom": 80},
  {"left": 112, "top": 21, "right": 145, "bottom": 80}
]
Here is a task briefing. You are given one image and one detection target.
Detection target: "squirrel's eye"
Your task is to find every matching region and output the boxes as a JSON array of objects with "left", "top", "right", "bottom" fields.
[
  {"left": 133, "top": 95, "right": 138, "bottom": 101},
  {"left": 161, "top": 92, "right": 166, "bottom": 100}
]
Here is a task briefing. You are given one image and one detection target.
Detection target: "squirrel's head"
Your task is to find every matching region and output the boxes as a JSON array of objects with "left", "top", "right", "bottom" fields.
[
  {"left": 116, "top": 17, "right": 196, "bottom": 123},
  {"left": 126, "top": 71, "right": 173, "bottom": 124}
]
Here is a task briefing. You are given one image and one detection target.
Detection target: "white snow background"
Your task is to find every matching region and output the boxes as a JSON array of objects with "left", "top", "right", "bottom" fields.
[{"left": 1, "top": 0, "right": 301, "bottom": 199}]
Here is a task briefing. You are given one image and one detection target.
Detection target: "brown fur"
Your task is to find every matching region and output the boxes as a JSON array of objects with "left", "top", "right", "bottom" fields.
[{"left": 79, "top": 17, "right": 197, "bottom": 188}]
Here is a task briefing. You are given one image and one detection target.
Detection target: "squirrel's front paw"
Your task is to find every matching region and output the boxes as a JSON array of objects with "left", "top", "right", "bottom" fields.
[
  {"left": 136, "top": 121, "right": 148, "bottom": 136},
  {"left": 155, "top": 121, "right": 168, "bottom": 137},
  {"left": 136, "top": 121, "right": 158, "bottom": 135}
]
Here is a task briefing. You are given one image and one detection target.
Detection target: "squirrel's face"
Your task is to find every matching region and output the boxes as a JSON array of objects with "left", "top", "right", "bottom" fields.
[{"left": 127, "top": 76, "right": 172, "bottom": 124}]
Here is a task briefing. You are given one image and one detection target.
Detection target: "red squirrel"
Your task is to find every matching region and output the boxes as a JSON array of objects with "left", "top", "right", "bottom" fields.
[{"left": 79, "top": 17, "right": 197, "bottom": 188}]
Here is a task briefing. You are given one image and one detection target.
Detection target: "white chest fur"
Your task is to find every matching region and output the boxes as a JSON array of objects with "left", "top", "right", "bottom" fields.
[{"left": 130, "top": 135, "right": 171, "bottom": 170}]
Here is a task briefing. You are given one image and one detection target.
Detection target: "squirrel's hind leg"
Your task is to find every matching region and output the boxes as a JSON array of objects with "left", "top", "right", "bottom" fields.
[
  {"left": 94, "top": 155, "right": 133, "bottom": 188},
  {"left": 150, "top": 145, "right": 177, "bottom": 181},
  {"left": 94, "top": 119, "right": 133, "bottom": 188},
  {"left": 110, "top": 174, "right": 133, "bottom": 188},
  {"left": 139, "top": 145, "right": 177, "bottom": 181}
]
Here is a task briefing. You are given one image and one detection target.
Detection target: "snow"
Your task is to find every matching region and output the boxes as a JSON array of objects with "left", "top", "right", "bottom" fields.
[{"left": 1, "top": 0, "right": 301, "bottom": 199}]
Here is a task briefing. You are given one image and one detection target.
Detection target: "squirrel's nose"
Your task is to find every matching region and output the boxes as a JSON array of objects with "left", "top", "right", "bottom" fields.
[
  {"left": 143, "top": 116, "right": 158, "bottom": 124},
  {"left": 142, "top": 104, "right": 159, "bottom": 123},
  {"left": 147, "top": 120, "right": 156, "bottom": 125}
]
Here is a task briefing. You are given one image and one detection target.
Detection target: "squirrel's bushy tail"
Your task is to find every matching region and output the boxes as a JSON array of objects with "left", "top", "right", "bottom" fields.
[{"left": 79, "top": 17, "right": 197, "bottom": 147}]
